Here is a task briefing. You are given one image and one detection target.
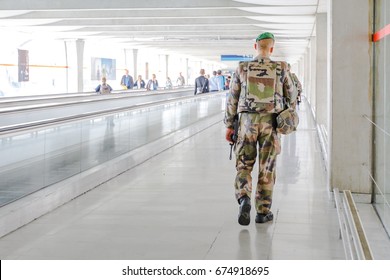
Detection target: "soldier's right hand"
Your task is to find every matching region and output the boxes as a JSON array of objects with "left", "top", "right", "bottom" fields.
[{"left": 225, "top": 128, "right": 235, "bottom": 144}]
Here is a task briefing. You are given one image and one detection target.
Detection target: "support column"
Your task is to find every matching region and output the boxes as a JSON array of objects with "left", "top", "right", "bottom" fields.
[
  {"left": 64, "top": 40, "right": 77, "bottom": 93},
  {"left": 133, "top": 49, "right": 138, "bottom": 78},
  {"left": 309, "top": 37, "right": 316, "bottom": 115},
  {"left": 158, "top": 54, "right": 164, "bottom": 80},
  {"left": 304, "top": 46, "right": 311, "bottom": 108},
  {"left": 316, "top": 13, "right": 329, "bottom": 158},
  {"left": 328, "top": 0, "right": 373, "bottom": 193},
  {"left": 64, "top": 41, "right": 69, "bottom": 93},
  {"left": 124, "top": 48, "right": 134, "bottom": 76},
  {"left": 165, "top": 54, "right": 169, "bottom": 79},
  {"left": 76, "top": 39, "right": 84, "bottom": 92},
  {"left": 298, "top": 58, "right": 304, "bottom": 84},
  {"left": 185, "top": 58, "right": 189, "bottom": 85}
]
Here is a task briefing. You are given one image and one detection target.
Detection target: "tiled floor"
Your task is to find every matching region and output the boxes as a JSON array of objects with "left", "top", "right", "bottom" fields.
[{"left": 0, "top": 100, "right": 388, "bottom": 260}]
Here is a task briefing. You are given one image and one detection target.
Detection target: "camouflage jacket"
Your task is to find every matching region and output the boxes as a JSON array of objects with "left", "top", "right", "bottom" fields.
[{"left": 224, "top": 56, "right": 297, "bottom": 128}]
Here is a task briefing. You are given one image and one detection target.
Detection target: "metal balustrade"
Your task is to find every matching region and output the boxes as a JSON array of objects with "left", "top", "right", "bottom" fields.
[{"left": 334, "top": 188, "right": 373, "bottom": 260}]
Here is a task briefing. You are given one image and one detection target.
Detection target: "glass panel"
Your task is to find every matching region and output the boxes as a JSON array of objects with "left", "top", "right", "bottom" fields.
[
  {"left": 0, "top": 131, "right": 45, "bottom": 205},
  {"left": 373, "top": 0, "right": 390, "bottom": 236},
  {"left": 385, "top": 0, "right": 390, "bottom": 237},
  {"left": 43, "top": 123, "right": 82, "bottom": 186},
  {"left": 0, "top": 94, "right": 224, "bottom": 207}
]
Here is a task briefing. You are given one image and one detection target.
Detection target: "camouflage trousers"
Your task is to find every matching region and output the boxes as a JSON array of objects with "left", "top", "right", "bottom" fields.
[{"left": 234, "top": 112, "right": 281, "bottom": 214}]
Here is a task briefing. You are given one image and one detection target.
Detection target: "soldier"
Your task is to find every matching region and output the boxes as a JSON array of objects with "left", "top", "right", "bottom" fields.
[
  {"left": 224, "top": 32, "right": 297, "bottom": 225},
  {"left": 288, "top": 64, "right": 303, "bottom": 108}
]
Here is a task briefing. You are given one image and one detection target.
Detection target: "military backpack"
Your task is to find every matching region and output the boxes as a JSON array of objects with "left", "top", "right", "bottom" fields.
[{"left": 243, "top": 59, "right": 299, "bottom": 134}]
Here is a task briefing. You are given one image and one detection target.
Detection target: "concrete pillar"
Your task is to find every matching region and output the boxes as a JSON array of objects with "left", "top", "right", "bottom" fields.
[
  {"left": 303, "top": 45, "right": 312, "bottom": 111},
  {"left": 64, "top": 40, "right": 77, "bottom": 93},
  {"left": 328, "top": 0, "right": 373, "bottom": 193},
  {"left": 185, "top": 58, "right": 189, "bottom": 85},
  {"left": 158, "top": 54, "right": 164, "bottom": 80},
  {"left": 123, "top": 48, "right": 135, "bottom": 76},
  {"left": 165, "top": 54, "right": 169, "bottom": 79},
  {"left": 63, "top": 41, "right": 69, "bottom": 93},
  {"left": 145, "top": 62, "right": 149, "bottom": 80},
  {"left": 316, "top": 13, "right": 329, "bottom": 157},
  {"left": 309, "top": 37, "right": 316, "bottom": 115},
  {"left": 133, "top": 49, "right": 138, "bottom": 78},
  {"left": 298, "top": 58, "right": 304, "bottom": 85},
  {"left": 303, "top": 50, "right": 308, "bottom": 99},
  {"left": 76, "top": 39, "right": 84, "bottom": 92}
]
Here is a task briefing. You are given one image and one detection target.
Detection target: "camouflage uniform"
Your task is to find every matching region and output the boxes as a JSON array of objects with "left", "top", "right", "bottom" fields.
[
  {"left": 291, "top": 73, "right": 302, "bottom": 95},
  {"left": 291, "top": 72, "right": 302, "bottom": 104},
  {"left": 224, "top": 56, "right": 296, "bottom": 214}
]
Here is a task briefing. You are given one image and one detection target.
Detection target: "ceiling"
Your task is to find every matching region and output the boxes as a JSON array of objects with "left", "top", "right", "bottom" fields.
[{"left": 0, "top": 0, "right": 327, "bottom": 67}]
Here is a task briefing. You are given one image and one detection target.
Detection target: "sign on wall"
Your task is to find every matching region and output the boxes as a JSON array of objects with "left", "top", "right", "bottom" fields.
[
  {"left": 221, "top": 55, "right": 253, "bottom": 61},
  {"left": 91, "top": 57, "right": 116, "bottom": 80}
]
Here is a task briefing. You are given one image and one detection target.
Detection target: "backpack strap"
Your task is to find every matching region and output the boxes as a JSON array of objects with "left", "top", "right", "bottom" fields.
[{"left": 242, "top": 61, "right": 249, "bottom": 95}]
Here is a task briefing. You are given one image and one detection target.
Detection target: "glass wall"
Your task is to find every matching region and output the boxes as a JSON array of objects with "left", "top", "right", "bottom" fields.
[
  {"left": 0, "top": 93, "right": 225, "bottom": 207},
  {"left": 373, "top": 0, "right": 390, "bottom": 235}
]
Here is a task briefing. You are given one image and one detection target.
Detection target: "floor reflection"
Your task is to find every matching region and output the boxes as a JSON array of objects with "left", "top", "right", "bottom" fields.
[{"left": 237, "top": 229, "right": 252, "bottom": 259}]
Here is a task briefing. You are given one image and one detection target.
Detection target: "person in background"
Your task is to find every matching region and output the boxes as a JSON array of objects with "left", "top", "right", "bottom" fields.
[
  {"left": 95, "top": 77, "right": 112, "bottom": 94},
  {"left": 194, "top": 69, "right": 209, "bottom": 95},
  {"left": 120, "top": 69, "right": 134, "bottom": 89},
  {"left": 134, "top": 75, "right": 145, "bottom": 89},
  {"left": 146, "top": 74, "right": 159, "bottom": 91},
  {"left": 176, "top": 72, "right": 185, "bottom": 87},
  {"left": 225, "top": 75, "right": 231, "bottom": 90},
  {"left": 209, "top": 70, "right": 219, "bottom": 92},
  {"left": 165, "top": 77, "right": 173, "bottom": 89},
  {"left": 216, "top": 70, "right": 225, "bottom": 91},
  {"left": 288, "top": 64, "right": 303, "bottom": 108}
]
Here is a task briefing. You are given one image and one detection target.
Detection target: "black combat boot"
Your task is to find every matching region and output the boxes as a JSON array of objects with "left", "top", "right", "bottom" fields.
[
  {"left": 255, "top": 211, "right": 273, "bottom": 223},
  {"left": 238, "top": 195, "right": 251, "bottom": 226}
]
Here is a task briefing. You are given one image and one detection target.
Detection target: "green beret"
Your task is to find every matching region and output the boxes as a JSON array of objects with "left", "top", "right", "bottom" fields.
[{"left": 256, "top": 32, "right": 275, "bottom": 42}]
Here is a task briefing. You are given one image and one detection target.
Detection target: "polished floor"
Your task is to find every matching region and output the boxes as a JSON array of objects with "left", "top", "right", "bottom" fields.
[{"left": 0, "top": 100, "right": 389, "bottom": 260}]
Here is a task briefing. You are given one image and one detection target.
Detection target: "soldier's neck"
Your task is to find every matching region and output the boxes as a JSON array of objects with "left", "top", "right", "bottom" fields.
[{"left": 258, "top": 51, "right": 271, "bottom": 58}]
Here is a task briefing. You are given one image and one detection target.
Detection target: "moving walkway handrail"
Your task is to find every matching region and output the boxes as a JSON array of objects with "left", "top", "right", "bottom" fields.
[{"left": 0, "top": 88, "right": 193, "bottom": 113}]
